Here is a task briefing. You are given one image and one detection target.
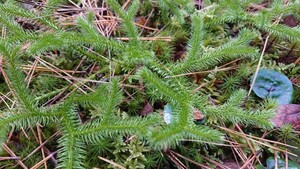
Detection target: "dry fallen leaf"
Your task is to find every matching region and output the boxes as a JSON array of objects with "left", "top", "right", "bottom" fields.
[
  {"left": 271, "top": 104, "right": 300, "bottom": 129},
  {"left": 193, "top": 109, "right": 204, "bottom": 121},
  {"left": 283, "top": 15, "right": 299, "bottom": 27},
  {"left": 140, "top": 102, "right": 154, "bottom": 116}
]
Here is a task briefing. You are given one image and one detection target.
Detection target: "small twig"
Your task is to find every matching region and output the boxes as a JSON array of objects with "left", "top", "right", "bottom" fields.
[
  {"left": 294, "top": 56, "right": 300, "bottom": 64},
  {"left": 240, "top": 150, "right": 262, "bottom": 169},
  {"left": 22, "top": 65, "right": 87, "bottom": 74},
  {"left": 236, "top": 124, "right": 262, "bottom": 165},
  {"left": 248, "top": 14, "right": 283, "bottom": 96},
  {"left": 36, "top": 124, "right": 47, "bottom": 169},
  {"left": 180, "top": 139, "right": 244, "bottom": 147},
  {"left": 274, "top": 149, "right": 278, "bottom": 169},
  {"left": 201, "top": 155, "right": 231, "bottom": 169},
  {"left": 140, "top": 8, "right": 155, "bottom": 34},
  {"left": 248, "top": 34, "right": 271, "bottom": 96},
  {"left": 2, "top": 144, "right": 28, "bottom": 169},
  {"left": 219, "top": 126, "right": 297, "bottom": 149},
  {"left": 30, "top": 152, "right": 57, "bottom": 169},
  {"left": 285, "top": 149, "right": 288, "bottom": 169},
  {"left": 169, "top": 150, "right": 211, "bottom": 169},
  {"left": 114, "top": 36, "right": 172, "bottom": 41},
  {"left": 0, "top": 157, "right": 20, "bottom": 161},
  {"left": 98, "top": 156, "right": 126, "bottom": 169},
  {"left": 22, "top": 131, "right": 59, "bottom": 161},
  {"left": 218, "top": 126, "right": 298, "bottom": 156},
  {"left": 166, "top": 151, "right": 188, "bottom": 169}
]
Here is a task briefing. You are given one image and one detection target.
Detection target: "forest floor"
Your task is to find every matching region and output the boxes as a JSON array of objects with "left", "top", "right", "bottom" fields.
[{"left": 0, "top": 0, "right": 299, "bottom": 168}]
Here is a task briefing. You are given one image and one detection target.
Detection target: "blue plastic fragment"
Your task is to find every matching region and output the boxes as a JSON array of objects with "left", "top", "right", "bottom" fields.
[{"left": 163, "top": 104, "right": 173, "bottom": 124}]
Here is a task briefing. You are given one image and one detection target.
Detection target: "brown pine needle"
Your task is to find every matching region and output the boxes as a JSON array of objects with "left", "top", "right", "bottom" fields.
[
  {"left": 2, "top": 144, "right": 28, "bottom": 169},
  {"left": 0, "top": 157, "right": 20, "bottom": 161},
  {"left": 22, "top": 65, "right": 86, "bottom": 74},
  {"left": 114, "top": 36, "right": 172, "bottom": 41},
  {"left": 30, "top": 152, "right": 56, "bottom": 169},
  {"left": 218, "top": 126, "right": 298, "bottom": 156},
  {"left": 169, "top": 150, "right": 211, "bottom": 169},
  {"left": 36, "top": 124, "right": 47, "bottom": 169},
  {"left": 98, "top": 156, "right": 126, "bottom": 169}
]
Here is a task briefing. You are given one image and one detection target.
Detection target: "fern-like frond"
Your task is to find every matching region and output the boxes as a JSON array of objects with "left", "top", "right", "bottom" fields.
[
  {"left": 56, "top": 104, "right": 85, "bottom": 169},
  {"left": 269, "top": 0, "right": 300, "bottom": 17},
  {"left": 101, "top": 79, "right": 123, "bottom": 121},
  {"left": 0, "top": 12, "right": 30, "bottom": 37},
  {"left": 206, "top": 90, "right": 274, "bottom": 128},
  {"left": 0, "top": 110, "right": 59, "bottom": 130},
  {"left": 150, "top": 125, "right": 185, "bottom": 150},
  {"left": 140, "top": 67, "right": 194, "bottom": 124},
  {"left": 139, "top": 67, "right": 190, "bottom": 105},
  {"left": 149, "top": 120, "right": 223, "bottom": 149},
  {"left": 76, "top": 116, "right": 160, "bottom": 143},
  {"left": 264, "top": 24, "right": 300, "bottom": 42},
  {"left": 28, "top": 31, "right": 124, "bottom": 55},
  {"left": 172, "top": 29, "right": 258, "bottom": 74},
  {"left": 4, "top": 49, "right": 40, "bottom": 113},
  {"left": 186, "top": 14, "right": 204, "bottom": 62},
  {"left": 56, "top": 135, "right": 86, "bottom": 169},
  {"left": 183, "top": 125, "right": 222, "bottom": 142}
]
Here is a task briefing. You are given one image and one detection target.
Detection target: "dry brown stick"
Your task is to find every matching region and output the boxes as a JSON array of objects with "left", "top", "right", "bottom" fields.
[
  {"left": 248, "top": 14, "right": 283, "bottom": 96},
  {"left": 0, "top": 93, "right": 12, "bottom": 109},
  {"left": 46, "top": 74, "right": 107, "bottom": 83},
  {"left": 2, "top": 144, "right": 28, "bottom": 169},
  {"left": 30, "top": 152, "right": 57, "bottom": 169},
  {"left": 201, "top": 155, "right": 231, "bottom": 169},
  {"left": 43, "top": 147, "right": 57, "bottom": 166},
  {"left": 98, "top": 156, "right": 126, "bottom": 169},
  {"left": 294, "top": 56, "right": 300, "bottom": 64},
  {"left": 120, "top": 68, "right": 135, "bottom": 84},
  {"left": 222, "top": 122, "right": 247, "bottom": 166},
  {"left": 219, "top": 126, "right": 297, "bottom": 148},
  {"left": 166, "top": 151, "right": 188, "bottom": 169},
  {"left": 235, "top": 124, "right": 262, "bottom": 165},
  {"left": 240, "top": 150, "right": 262, "bottom": 169},
  {"left": 72, "top": 56, "right": 86, "bottom": 75},
  {"left": 0, "top": 157, "right": 20, "bottom": 161},
  {"left": 0, "top": 92, "right": 13, "bottom": 104},
  {"left": 36, "top": 124, "right": 47, "bottom": 169},
  {"left": 114, "top": 36, "right": 172, "bottom": 41},
  {"left": 58, "top": 84, "right": 83, "bottom": 105},
  {"left": 25, "top": 58, "right": 39, "bottom": 86},
  {"left": 180, "top": 139, "right": 244, "bottom": 148},
  {"left": 219, "top": 126, "right": 298, "bottom": 156},
  {"left": 36, "top": 57, "right": 90, "bottom": 93},
  {"left": 98, "top": 15, "right": 160, "bottom": 31},
  {"left": 169, "top": 150, "right": 211, "bottom": 169},
  {"left": 140, "top": 8, "right": 155, "bottom": 34},
  {"left": 22, "top": 65, "right": 86, "bottom": 74},
  {"left": 285, "top": 149, "right": 289, "bottom": 169},
  {"left": 218, "top": 58, "right": 243, "bottom": 68},
  {"left": 22, "top": 131, "right": 59, "bottom": 161},
  {"left": 42, "top": 82, "right": 73, "bottom": 106}
]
